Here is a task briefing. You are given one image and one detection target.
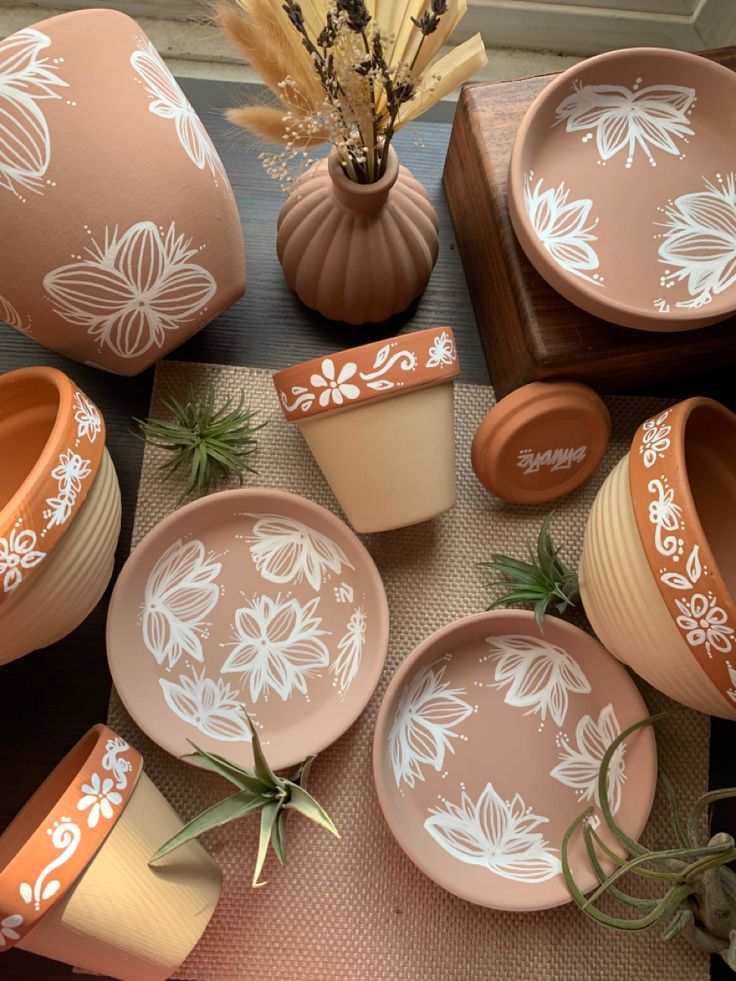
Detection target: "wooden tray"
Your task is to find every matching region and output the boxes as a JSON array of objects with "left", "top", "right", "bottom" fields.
[{"left": 443, "top": 48, "right": 736, "bottom": 399}]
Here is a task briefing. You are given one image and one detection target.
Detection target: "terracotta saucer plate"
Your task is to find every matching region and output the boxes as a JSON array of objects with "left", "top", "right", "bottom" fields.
[
  {"left": 107, "top": 488, "right": 389, "bottom": 770},
  {"left": 508, "top": 48, "right": 736, "bottom": 331},
  {"left": 373, "top": 611, "right": 656, "bottom": 911}
]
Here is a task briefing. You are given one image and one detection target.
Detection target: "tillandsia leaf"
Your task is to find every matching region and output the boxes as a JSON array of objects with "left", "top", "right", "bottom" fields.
[
  {"left": 482, "top": 513, "right": 579, "bottom": 632},
  {"left": 660, "top": 773, "right": 689, "bottom": 848},
  {"left": 150, "top": 715, "right": 338, "bottom": 887},
  {"left": 134, "top": 384, "right": 265, "bottom": 502},
  {"left": 563, "top": 714, "right": 736, "bottom": 968}
]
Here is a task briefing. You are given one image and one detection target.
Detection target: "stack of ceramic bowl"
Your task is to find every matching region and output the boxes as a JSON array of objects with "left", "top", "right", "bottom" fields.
[
  {"left": 508, "top": 47, "right": 736, "bottom": 331},
  {"left": 0, "top": 366, "right": 121, "bottom": 664}
]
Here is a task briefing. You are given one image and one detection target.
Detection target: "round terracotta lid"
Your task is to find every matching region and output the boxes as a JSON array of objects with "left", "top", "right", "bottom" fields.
[
  {"left": 471, "top": 381, "right": 610, "bottom": 503},
  {"left": 106, "top": 488, "right": 389, "bottom": 770}
]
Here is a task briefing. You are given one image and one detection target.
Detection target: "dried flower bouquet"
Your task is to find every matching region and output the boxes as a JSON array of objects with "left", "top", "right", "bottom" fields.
[{"left": 217, "top": 0, "right": 486, "bottom": 184}]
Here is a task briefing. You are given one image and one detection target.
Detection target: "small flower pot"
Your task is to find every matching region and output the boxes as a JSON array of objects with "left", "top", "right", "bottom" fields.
[
  {"left": 580, "top": 397, "right": 736, "bottom": 719},
  {"left": 0, "top": 725, "right": 221, "bottom": 980},
  {"left": 274, "top": 327, "right": 460, "bottom": 532},
  {"left": 0, "top": 366, "right": 121, "bottom": 664},
  {"left": 0, "top": 10, "right": 245, "bottom": 375},
  {"left": 277, "top": 147, "right": 439, "bottom": 324}
]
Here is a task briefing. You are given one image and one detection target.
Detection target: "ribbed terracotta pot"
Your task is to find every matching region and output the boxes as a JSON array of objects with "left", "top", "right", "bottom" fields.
[
  {"left": 0, "top": 10, "right": 245, "bottom": 375},
  {"left": 274, "top": 327, "right": 460, "bottom": 532},
  {"left": 0, "top": 725, "right": 221, "bottom": 981},
  {"left": 580, "top": 397, "right": 736, "bottom": 719},
  {"left": 0, "top": 366, "right": 121, "bottom": 664},
  {"left": 276, "top": 147, "right": 439, "bottom": 324}
]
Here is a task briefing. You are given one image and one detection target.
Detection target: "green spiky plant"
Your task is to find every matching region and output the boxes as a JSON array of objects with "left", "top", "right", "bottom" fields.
[
  {"left": 135, "top": 384, "right": 266, "bottom": 502},
  {"left": 150, "top": 718, "right": 339, "bottom": 887},
  {"left": 562, "top": 714, "right": 736, "bottom": 970},
  {"left": 481, "top": 513, "right": 579, "bottom": 631}
]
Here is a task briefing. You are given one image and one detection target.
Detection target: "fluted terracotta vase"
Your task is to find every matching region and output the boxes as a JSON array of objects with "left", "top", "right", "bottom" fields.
[
  {"left": 277, "top": 147, "right": 439, "bottom": 324},
  {"left": 0, "top": 9, "right": 246, "bottom": 376}
]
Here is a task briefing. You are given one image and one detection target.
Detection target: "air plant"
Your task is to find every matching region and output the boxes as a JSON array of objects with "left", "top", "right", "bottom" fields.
[
  {"left": 562, "top": 714, "right": 736, "bottom": 970},
  {"left": 134, "top": 384, "right": 265, "bottom": 501},
  {"left": 150, "top": 717, "right": 339, "bottom": 887},
  {"left": 482, "top": 513, "right": 580, "bottom": 631},
  {"left": 216, "top": 0, "right": 486, "bottom": 185}
]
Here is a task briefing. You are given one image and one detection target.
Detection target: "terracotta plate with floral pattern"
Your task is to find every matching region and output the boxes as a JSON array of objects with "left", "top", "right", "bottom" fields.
[
  {"left": 373, "top": 611, "right": 656, "bottom": 911},
  {"left": 107, "top": 488, "right": 389, "bottom": 770},
  {"left": 508, "top": 47, "right": 736, "bottom": 331}
]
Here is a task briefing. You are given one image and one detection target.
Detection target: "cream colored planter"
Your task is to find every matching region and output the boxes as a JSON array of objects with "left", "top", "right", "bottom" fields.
[
  {"left": 273, "top": 327, "right": 461, "bottom": 533},
  {"left": 580, "top": 398, "right": 736, "bottom": 720},
  {"left": 0, "top": 725, "right": 221, "bottom": 981},
  {"left": 1, "top": 448, "right": 121, "bottom": 664},
  {"left": 298, "top": 382, "right": 456, "bottom": 533}
]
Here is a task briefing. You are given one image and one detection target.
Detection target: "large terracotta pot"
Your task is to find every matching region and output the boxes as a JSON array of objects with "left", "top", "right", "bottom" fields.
[
  {"left": 277, "top": 147, "right": 438, "bottom": 324},
  {"left": 0, "top": 10, "right": 245, "bottom": 375},
  {"left": 0, "top": 366, "right": 121, "bottom": 664},
  {"left": 274, "top": 327, "right": 460, "bottom": 532},
  {"left": 580, "top": 397, "right": 736, "bottom": 719},
  {"left": 0, "top": 725, "right": 221, "bottom": 980}
]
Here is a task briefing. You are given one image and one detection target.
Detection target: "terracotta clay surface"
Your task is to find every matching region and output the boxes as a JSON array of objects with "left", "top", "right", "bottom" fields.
[
  {"left": 471, "top": 380, "right": 610, "bottom": 503},
  {"left": 274, "top": 326, "right": 460, "bottom": 421},
  {"left": 277, "top": 147, "right": 438, "bottom": 324},
  {"left": 0, "top": 725, "right": 141, "bottom": 949},
  {"left": 373, "top": 610, "right": 656, "bottom": 911},
  {"left": 0, "top": 10, "right": 245, "bottom": 375},
  {"left": 107, "top": 488, "right": 389, "bottom": 770},
  {"left": 508, "top": 48, "right": 736, "bottom": 331},
  {"left": 628, "top": 398, "right": 736, "bottom": 713}
]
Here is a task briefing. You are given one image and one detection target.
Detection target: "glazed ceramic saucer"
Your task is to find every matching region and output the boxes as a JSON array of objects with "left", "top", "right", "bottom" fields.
[
  {"left": 509, "top": 48, "right": 736, "bottom": 331},
  {"left": 107, "top": 488, "right": 389, "bottom": 770},
  {"left": 373, "top": 611, "right": 656, "bottom": 911}
]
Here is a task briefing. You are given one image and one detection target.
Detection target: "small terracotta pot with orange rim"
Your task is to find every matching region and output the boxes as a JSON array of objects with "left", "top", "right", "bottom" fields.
[
  {"left": 273, "top": 327, "right": 460, "bottom": 532},
  {"left": 277, "top": 146, "right": 439, "bottom": 324},
  {"left": 0, "top": 366, "right": 121, "bottom": 664},
  {"left": 0, "top": 724, "right": 221, "bottom": 980},
  {"left": 580, "top": 396, "right": 736, "bottom": 719}
]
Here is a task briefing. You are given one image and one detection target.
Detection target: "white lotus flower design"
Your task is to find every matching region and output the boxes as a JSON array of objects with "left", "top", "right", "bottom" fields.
[
  {"left": 131, "top": 39, "right": 224, "bottom": 178},
  {"left": 657, "top": 174, "right": 736, "bottom": 310},
  {"left": 0, "top": 528, "right": 45, "bottom": 593},
  {"left": 330, "top": 606, "right": 366, "bottom": 695},
  {"left": 425, "top": 782, "right": 561, "bottom": 883},
  {"left": 43, "top": 449, "right": 92, "bottom": 528},
  {"left": 550, "top": 704, "right": 626, "bottom": 815},
  {"left": 555, "top": 81, "right": 695, "bottom": 166},
  {"left": 485, "top": 634, "right": 592, "bottom": 727},
  {"left": 73, "top": 391, "right": 102, "bottom": 443},
  {"left": 160, "top": 669, "right": 252, "bottom": 742},
  {"left": 0, "top": 914, "right": 23, "bottom": 947},
  {"left": 523, "top": 174, "right": 603, "bottom": 286},
  {"left": 247, "top": 514, "right": 354, "bottom": 591},
  {"left": 0, "top": 294, "right": 22, "bottom": 331},
  {"left": 77, "top": 772, "right": 123, "bottom": 829},
  {"left": 43, "top": 221, "right": 217, "bottom": 360},
  {"left": 0, "top": 28, "right": 68, "bottom": 198},
  {"left": 425, "top": 330, "right": 456, "bottom": 368},
  {"left": 389, "top": 661, "right": 473, "bottom": 790},
  {"left": 223, "top": 594, "right": 329, "bottom": 701},
  {"left": 142, "top": 538, "right": 222, "bottom": 669}
]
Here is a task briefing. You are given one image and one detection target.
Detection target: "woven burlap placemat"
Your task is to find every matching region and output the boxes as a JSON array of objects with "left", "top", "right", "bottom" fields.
[{"left": 107, "top": 360, "right": 709, "bottom": 981}]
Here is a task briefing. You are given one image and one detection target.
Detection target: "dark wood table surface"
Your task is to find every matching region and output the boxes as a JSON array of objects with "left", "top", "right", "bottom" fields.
[{"left": 0, "top": 75, "right": 732, "bottom": 981}]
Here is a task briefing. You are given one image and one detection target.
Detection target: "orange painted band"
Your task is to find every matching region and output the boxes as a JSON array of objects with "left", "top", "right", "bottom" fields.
[
  {"left": 629, "top": 399, "right": 736, "bottom": 711},
  {"left": 0, "top": 725, "right": 142, "bottom": 949},
  {"left": 0, "top": 367, "right": 105, "bottom": 606},
  {"left": 273, "top": 327, "right": 460, "bottom": 423}
]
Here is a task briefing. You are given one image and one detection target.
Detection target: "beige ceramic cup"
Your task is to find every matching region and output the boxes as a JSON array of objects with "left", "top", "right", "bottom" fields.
[
  {"left": 580, "top": 398, "right": 736, "bottom": 719},
  {"left": 273, "top": 328, "right": 460, "bottom": 532},
  {"left": 0, "top": 367, "right": 121, "bottom": 665},
  {"left": 0, "top": 725, "right": 221, "bottom": 981}
]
